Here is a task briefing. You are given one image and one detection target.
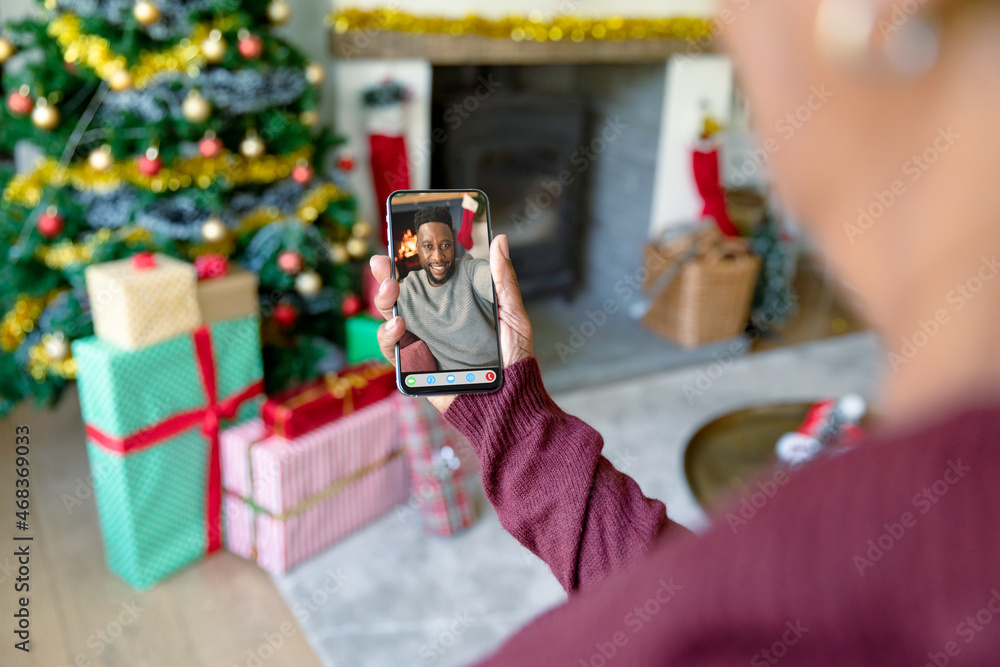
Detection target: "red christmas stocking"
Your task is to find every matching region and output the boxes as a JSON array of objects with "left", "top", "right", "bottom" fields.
[
  {"left": 369, "top": 133, "right": 411, "bottom": 246},
  {"left": 692, "top": 147, "right": 739, "bottom": 238},
  {"left": 459, "top": 193, "right": 479, "bottom": 250}
]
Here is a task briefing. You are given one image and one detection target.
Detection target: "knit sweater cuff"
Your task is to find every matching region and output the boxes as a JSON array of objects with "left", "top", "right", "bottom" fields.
[{"left": 444, "top": 357, "right": 559, "bottom": 451}]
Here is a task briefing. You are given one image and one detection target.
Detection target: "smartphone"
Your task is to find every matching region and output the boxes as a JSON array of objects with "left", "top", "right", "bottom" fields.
[{"left": 386, "top": 189, "right": 503, "bottom": 396}]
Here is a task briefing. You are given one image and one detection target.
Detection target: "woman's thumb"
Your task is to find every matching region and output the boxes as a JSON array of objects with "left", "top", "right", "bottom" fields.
[{"left": 490, "top": 235, "right": 525, "bottom": 312}]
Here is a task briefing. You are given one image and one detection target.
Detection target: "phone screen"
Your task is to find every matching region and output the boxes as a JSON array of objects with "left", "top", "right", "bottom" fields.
[{"left": 387, "top": 189, "right": 503, "bottom": 396}]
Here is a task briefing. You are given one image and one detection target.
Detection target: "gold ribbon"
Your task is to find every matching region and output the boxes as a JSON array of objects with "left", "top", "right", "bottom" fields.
[
  {"left": 228, "top": 446, "right": 403, "bottom": 561},
  {"left": 272, "top": 364, "right": 394, "bottom": 438}
]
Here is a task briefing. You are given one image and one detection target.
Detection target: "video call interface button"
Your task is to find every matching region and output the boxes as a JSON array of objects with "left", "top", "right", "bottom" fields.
[{"left": 404, "top": 370, "right": 500, "bottom": 387}]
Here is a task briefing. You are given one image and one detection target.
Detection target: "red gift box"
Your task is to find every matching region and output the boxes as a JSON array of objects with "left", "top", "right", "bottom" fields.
[{"left": 262, "top": 363, "right": 396, "bottom": 440}]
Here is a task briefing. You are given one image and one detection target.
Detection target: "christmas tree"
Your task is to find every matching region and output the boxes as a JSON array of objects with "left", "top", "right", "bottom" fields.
[{"left": 0, "top": 0, "right": 371, "bottom": 418}]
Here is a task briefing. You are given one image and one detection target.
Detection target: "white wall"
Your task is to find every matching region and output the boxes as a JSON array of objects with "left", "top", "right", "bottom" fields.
[{"left": 1, "top": 0, "right": 34, "bottom": 20}]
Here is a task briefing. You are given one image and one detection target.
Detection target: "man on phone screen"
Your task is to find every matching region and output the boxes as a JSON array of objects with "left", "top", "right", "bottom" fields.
[{"left": 396, "top": 205, "right": 498, "bottom": 371}]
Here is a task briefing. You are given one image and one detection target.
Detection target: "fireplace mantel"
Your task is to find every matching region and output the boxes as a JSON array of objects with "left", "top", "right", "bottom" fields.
[{"left": 330, "top": 30, "right": 714, "bottom": 64}]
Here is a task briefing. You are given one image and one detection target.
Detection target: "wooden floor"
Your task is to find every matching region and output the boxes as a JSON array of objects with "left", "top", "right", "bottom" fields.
[{"left": 0, "top": 386, "right": 322, "bottom": 667}]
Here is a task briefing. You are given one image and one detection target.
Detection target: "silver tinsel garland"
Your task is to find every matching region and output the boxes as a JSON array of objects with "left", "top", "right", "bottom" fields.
[
  {"left": 95, "top": 68, "right": 308, "bottom": 124},
  {"left": 72, "top": 180, "right": 310, "bottom": 241},
  {"left": 52, "top": 0, "right": 217, "bottom": 41}
]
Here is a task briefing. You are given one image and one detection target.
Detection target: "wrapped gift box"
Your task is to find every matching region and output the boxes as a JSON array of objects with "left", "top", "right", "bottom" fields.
[
  {"left": 196, "top": 264, "right": 259, "bottom": 324},
  {"left": 397, "top": 396, "right": 480, "bottom": 537},
  {"left": 345, "top": 314, "right": 383, "bottom": 365},
  {"left": 221, "top": 397, "right": 409, "bottom": 574},
  {"left": 71, "top": 316, "right": 264, "bottom": 589},
  {"left": 85, "top": 252, "right": 202, "bottom": 350},
  {"left": 261, "top": 362, "right": 395, "bottom": 440}
]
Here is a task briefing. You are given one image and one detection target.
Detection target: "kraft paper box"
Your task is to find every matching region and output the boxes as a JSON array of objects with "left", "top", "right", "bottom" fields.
[
  {"left": 71, "top": 316, "right": 264, "bottom": 590},
  {"left": 85, "top": 253, "right": 201, "bottom": 350},
  {"left": 196, "top": 266, "right": 259, "bottom": 324},
  {"left": 221, "top": 396, "right": 409, "bottom": 574}
]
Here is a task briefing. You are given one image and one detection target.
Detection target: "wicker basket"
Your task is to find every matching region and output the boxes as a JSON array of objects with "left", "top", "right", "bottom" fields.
[{"left": 642, "top": 227, "right": 761, "bottom": 348}]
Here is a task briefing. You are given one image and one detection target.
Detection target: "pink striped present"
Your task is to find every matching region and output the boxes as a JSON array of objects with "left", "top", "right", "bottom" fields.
[
  {"left": 220, "top": 397, "right": 409, "bottom": 574},
  {"left": 396, "top": 396, "right": 480, "bottom": 537}
]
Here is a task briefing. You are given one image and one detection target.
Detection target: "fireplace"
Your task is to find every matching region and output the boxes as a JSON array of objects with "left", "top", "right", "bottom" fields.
[{"left": 432, "top": 67, "right": 588, "bottom": 301}]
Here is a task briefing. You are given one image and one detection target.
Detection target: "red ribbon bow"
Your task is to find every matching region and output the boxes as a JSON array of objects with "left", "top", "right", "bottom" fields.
[{"left": 195, "top": 254, "right": 230, "bottom": 280}]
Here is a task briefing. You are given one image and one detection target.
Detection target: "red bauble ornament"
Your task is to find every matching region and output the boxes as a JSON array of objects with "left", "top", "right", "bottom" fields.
[
  {"left": 341, "top": 294, "right": 362, "bottom": 317},
  {"left": 238, "top": 33, "right": 264, "bottom": 60},
  {"left": 137, "top": 148, "right": 163, "bottom": 176},
  {"left": 292, "top": 162, "right": 314, "bottom": 184},
  {"left": 7, "top": 91, "right": 32, "bottom": 116},
  {"left": 194, "top": 253, "right": 229, "bottom": 279},
  {"left": 37, "top": 209, "right": 65, "bottom": 239},
  {"left": 199, "top": 133, "right": 224, "bottom": 158},
  {"left": 337, "top": 153, "right": 355, "bottom": 172},
  {"left": 273, "top": 303, "right": 298, "bottom": 328},
  {"left": 277, "top": 251, "right": 303, "bottom": 275}
]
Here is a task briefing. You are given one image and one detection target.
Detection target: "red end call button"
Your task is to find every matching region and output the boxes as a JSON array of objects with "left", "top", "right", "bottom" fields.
[{"left": 485, "top": 372, "right": 495, "bottom": 382}]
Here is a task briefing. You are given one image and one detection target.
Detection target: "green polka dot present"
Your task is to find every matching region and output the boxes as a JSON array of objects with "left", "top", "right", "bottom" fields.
[{"left": 71, "top": 316, "right": 264, "bottom": 590}]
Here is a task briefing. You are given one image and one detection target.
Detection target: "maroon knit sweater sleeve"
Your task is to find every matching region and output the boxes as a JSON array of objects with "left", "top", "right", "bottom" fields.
[{"left": 444, "top": 357, "right": 690, "bottom": 593}]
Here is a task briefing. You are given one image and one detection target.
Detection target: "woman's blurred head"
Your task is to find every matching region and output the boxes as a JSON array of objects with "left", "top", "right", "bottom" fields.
[{"left": 722, "top": 0, "right": 1000, "bottom": 418}]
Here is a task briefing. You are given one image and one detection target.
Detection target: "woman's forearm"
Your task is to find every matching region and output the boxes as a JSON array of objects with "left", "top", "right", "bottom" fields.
[{"left": 445, "top": 358, "right": 691, "bottom": 593}]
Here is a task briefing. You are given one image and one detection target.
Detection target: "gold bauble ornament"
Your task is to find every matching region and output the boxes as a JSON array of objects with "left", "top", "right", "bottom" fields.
[
  {"left": 346, "top": 237, "right": 368, "bottom": 259},
  {"left": 295, "top": 271, "right": 323, "bottom": 297},
  {"left": 31, "top": 98, "right": 60, "bottom": 131},
  {"left": 182, "top": 89, "right": 212, "bottom": 124},
  {"left": 201, "top": 30, "right": 227, "bottom": 64},
  {"left": 201, "top": 217, "right": 227, "bottom": 243},
  {"left": 0, "top": 37, "right": 16, "bottom": 64},
  {"left": 240, "top": 131, "right": 265, "bottom": 159},
  {"left": 300, "top": 110, "right": 319, "bottom": 127},
  {"left": 133, "top": 0, "right": 162, "bottom": 26},
  {"left": 267, "top": 0, "right": 292, "bottom": 25},
  {"left": 330, "top": 243, "right": 349, "bottom": 264},
  {"left": 88, "top": 145, "right": 113, "bottom": 172},
  {"left": 305, "top": 62, "right": 326, "bottom": 86},
  {"left": 109, "top": 68, "right": 133, "bottom": 92},
  {"left": 351, "top": 221, "right": 372, "bottom": 239}
]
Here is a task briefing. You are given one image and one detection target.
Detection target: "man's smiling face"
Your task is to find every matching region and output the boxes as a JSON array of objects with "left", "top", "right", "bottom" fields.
[{"left": 416, "top": 221, "right": 456, "bottom": 286}]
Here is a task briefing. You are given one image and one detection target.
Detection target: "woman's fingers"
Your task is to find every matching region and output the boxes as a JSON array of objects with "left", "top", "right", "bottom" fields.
[
  {"left": 369, "top": 255, "right": 399, "bottom": 322},
  {"left": 376, "top": 315, "right": 405, "bottom": 366}
]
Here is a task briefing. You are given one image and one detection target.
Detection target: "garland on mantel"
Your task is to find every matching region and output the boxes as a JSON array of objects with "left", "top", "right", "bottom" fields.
[{"left": 329, "top": 8, "right": 714, "bottom": 43}]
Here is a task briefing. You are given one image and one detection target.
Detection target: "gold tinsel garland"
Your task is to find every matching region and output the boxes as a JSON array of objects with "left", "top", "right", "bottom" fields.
[
  {"left": 47, "top": 14, "right": 233, "bottom": 89},
  {"left": 3, "top": 148, "right": 313, "bottom": 208},
  {"left": 329, "top": 8, "right": 713, "bottom": 43},
  {"left": 0, "top": 291, "right": 63, "bottom": 352}
]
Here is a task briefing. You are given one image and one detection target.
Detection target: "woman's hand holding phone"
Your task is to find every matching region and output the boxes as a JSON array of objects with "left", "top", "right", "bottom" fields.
[{"left": 370, "top": 234, "right": 533, "bottom": 413}]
